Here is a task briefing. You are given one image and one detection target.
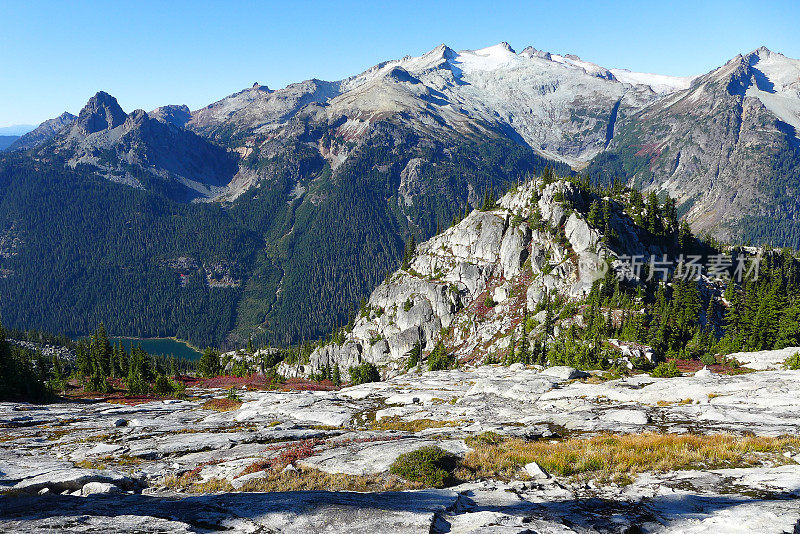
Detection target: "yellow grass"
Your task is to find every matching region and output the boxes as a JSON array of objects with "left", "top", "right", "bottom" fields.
[
  {"left": 463, "top": 432, "right": 800, "bottom": 483},
  {"left": 75, "top": 454, "right": 143, "bottom": 470},
  {"left": 164, "top": 468, "right": 419, "bottom": 494},
  {"left": 237, "top": 468, "right": 420, "bottom": 493},
  {"left": 201, "top": 398, "right": 243, "bottom": 412},
  {"left": 371, "top": 416, "right": 463, "bottom": 432}
]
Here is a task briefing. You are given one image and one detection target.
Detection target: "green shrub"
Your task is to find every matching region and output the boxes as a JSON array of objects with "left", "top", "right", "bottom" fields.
[
  {"left": 785, "top": 352, "right": 800, "bottom": 370},
  {"left": 427, "top": 341, "right": 455, "bottom": 371},
  {"left": 700, "top": 353, "right": 717, "bottom": 366},
  {"left": 349, "top": 363, "right": 381, "bottom": 385},
  {"left": 405, "top": 342, "right": 421, "bottom": 370},
  {"left": 87, "top": 373, "right": 111, "bottom": 393},
  {"left": 153, "top": 374, "right": 173, "bottom": 395},
  {"left": 403, "top": 298, "right": 413, "bottom": 312},
  {"left": 389, "top": 446, "right": 454, "bottom": 487},
  {"left": 651, "top": 360, "right": 682, "bottom": 378},
  {"left": 198, "top": 347, "right": 222, "bottom": 377},
  {"left": 230, "top": 359, "right": 252, "bottom": 378},
  {"left": 126, "top": 375, "right": 150, "bottom": 396},
  {"left": 483, "top": 295, "right": 496, "bottom": 308}
]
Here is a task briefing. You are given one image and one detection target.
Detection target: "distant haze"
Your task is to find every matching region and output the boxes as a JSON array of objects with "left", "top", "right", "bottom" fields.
[{"left": 0, "top": 125, "right": 35, "bottom": 136}]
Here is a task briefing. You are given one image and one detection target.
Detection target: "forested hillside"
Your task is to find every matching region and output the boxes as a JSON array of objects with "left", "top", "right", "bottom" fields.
[
  {"left": 0, "top": 125, "right": 565, "bottom": 347},
  {"left": 0, "top": 156, "right": 257, "bottom": 347}
]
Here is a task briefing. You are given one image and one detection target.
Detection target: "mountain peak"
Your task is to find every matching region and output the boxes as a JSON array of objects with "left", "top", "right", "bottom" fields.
[
  {"left": 150, "top": 104, "right": 191, "bottom": 128},
  {"left": 520, "top": 46, "right": 552, "bottom": 60},
  {"left": 428, "top": 43, "right": 457, "bottom": 60},
  {"left": 74, "top": 91, "right": 126, "bottom": 135},
  {"left": 498, "top": 41, "right": 516, "bottom": 54}
]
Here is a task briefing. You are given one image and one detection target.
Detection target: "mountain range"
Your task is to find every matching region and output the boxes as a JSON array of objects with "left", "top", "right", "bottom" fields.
[{"left": 1, "top": 42, "right": 799, "bottom": 346}]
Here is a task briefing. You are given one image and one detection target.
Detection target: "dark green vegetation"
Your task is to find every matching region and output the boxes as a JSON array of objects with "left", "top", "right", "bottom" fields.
[
  {"left": 73, "top": 323, "right": 190, "bottom": 396},
  {"left": 427, "top": 340, "right": 457, "bottom": 371},
  {"left": 348, "top": 362, "right": 381, "bottom": 385},
  {"left": 0, "top": 320, "right": 55, "bottom": 401},
  {"left": 0, "top": 156, "right": 255, "bottom": 348},
  {"left": 0, "top": 320, "right": 196, "bottom": 401},
  {"left": 0, "top": 125, "right": 567, "bottom": 348},
  {"left": 389, "top": 446, "right": 456, "bottom": 487}
]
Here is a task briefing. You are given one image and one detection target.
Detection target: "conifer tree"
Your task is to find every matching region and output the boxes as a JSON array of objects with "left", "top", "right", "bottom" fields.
[
  {"left": 587, "top": 200, "right": 601, "bottom": 228},
  {"left": 198, "top": 347, "right": 221, "bottom": 378}
]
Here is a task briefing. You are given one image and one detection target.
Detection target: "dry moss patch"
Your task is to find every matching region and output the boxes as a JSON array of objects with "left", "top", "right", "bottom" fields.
[
  {"left": 371, "top": 417, "right": 463, "bottom": 432},
  {"left": 239, "top": 468, "right": 418, "bottom": 493},
  {"left": 167, "top": 468, "right": 418, "bottom": 494},
  {"left": 463, "top": 432, "right": 800, "bottom": 484},
  {"left": 74, "top": 455, "right": 142, "bottom": 470},
  {"left": 201, "top": 398, "right": 243, "bottom": 412}
]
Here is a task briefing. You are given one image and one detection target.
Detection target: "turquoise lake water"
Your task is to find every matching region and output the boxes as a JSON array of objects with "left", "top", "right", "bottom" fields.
[{"left": 109, "top": 338, "right": 202, "bottom": 361}]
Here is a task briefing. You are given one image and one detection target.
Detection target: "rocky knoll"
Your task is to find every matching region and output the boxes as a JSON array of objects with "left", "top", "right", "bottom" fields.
[
  {"left": 290, "top": 178, "right": 670, "bottom": 379},
  {"left": 2, "top": 355, "right": 800, "bottom": 532}
]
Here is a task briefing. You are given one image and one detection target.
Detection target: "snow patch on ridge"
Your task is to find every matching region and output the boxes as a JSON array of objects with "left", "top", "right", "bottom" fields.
[{"left": 610, "top": 69, "right": 695, "bottom": 93}]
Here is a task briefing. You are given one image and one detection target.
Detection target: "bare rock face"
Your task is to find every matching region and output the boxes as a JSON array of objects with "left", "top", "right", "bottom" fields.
[
  {"left": 149, "top": 104, "right": 191, "bottom": 128},
  {"left": 71, "top": 91, "right": 127, "bottom": 137}
]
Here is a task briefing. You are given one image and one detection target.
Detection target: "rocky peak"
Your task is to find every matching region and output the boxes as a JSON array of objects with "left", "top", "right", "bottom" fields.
[
  {"left": 7, "top": 111, "right": 77, "bottom": 151},
  {"left": 55, "top": 111, "right": 77, "bottom": 122},
  {"left": 519, "top": 46, "right": 551, "bottom": 60},
  {"left": 747, "top": 45, "right": 774, "bottom": 61},
  {"left": 149, "top": 104, "right": 191, "bottom": 128},
  {"left": 498, "top": 41, "right": 516, "bottom": 54},
  {"left": 73, "top": 91, "right": 127, "bottom": 136}
]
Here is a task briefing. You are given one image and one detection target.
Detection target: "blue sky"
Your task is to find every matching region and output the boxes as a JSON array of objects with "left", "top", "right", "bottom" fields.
[{"left": 2, "top": 0, "right": 798, "bottom": 128}]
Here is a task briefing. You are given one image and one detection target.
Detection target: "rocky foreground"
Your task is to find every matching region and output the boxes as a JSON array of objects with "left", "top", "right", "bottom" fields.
[{"left": 2, "top": 348, "right": 800, "bottom": 533}]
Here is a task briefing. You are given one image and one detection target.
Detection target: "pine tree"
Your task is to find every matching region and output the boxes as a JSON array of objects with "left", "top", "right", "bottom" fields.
[
  {"left": 630, "top": 189, "right": 643, "bottom": 213},
  {"left": 517, "top": 332, "right": 531, "bottom": 365},
  {"left": 198, "top": 347, "right": 221, "bottom": 378},
  {"left": 678, "top": 221, "right": 692, "bottom": 251},
  {"left": 705, "top": 297, "right": 716, "bottom": 329},
  {"left": 401, "top": 234, "right": 416, "bottom": 270},
  {"left": 587, "top": 200, "right": 601, "bottom": 228},
  {"left": 75, "top": 341, "right": 92, "bottom": 378},
  {"left": 645, "top": 192, "right": 662, "bottom": 236}
]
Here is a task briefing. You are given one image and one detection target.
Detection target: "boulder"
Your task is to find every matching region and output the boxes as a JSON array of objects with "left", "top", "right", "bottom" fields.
[
  {"left": 539, "top": 366, "right": 589, "bottom": 380},
  {"left": 524, "top": 461, "right": 551, "bottom": 480},
  {"left": 81, "top": 482, "right": 122, "bottom": 496}
]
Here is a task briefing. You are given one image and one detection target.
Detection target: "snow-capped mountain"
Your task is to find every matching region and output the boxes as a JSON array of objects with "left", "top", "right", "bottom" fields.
[{"left": 188, "top": 42, "right": 691, "bottom": 167}]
